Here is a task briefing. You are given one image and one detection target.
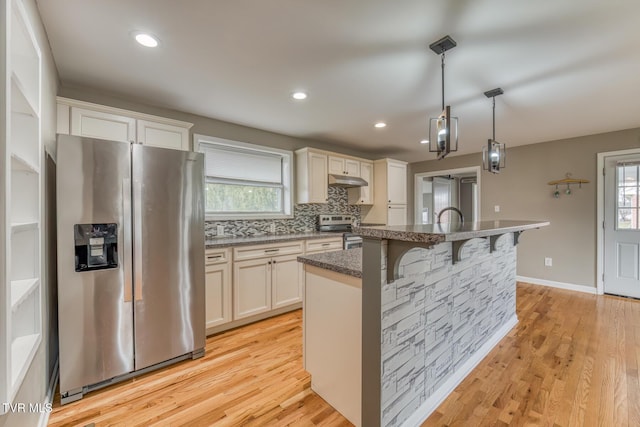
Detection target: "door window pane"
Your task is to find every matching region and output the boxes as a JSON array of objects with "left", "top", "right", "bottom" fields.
[{"left": 616, "top": 165, "right": 640, "bottom": 230}]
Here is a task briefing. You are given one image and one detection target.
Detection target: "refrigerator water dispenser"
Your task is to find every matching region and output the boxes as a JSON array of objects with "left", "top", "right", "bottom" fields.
[{"left": 74, "top": 223, "right": 118, "bottom": 272}]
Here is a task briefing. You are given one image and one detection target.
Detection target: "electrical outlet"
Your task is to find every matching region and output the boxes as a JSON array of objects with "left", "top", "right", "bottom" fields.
[
  {"left": 216, "top": 225, "right": 224, "bottom": 236},
  {"left": 270, "top": 223, "right": 276, "bottom": 234},
  {"left": 544, "top": 257, "right": 552, "bottom": 267},
  {"left": 494, "top": 205, "right": 500, "bottom": 213}
]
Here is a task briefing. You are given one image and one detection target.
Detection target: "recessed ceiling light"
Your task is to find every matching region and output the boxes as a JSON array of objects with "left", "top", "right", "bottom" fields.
[
  {"left": 420, "top": 139, "right": 429, "bottom": 144},
  {"left": 292, "top": 91, "right": 308, "bottom": 100},
  {"left": 134, "top": 33, "right": 159, "bottom": 48},
  {"left": 374, "top": 122, "right": 387, "bottom": 128}
]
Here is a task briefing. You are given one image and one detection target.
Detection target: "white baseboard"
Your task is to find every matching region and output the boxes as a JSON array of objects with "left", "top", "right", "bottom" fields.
[
  {"left": 402, "top": 315, "right": 518, "bottom": 427},
  {"left": 37, "top": 358, "right": 59, "bottom": 427},
  {"left": 516, "top": 275, "right": 597, "bottom": 294}
]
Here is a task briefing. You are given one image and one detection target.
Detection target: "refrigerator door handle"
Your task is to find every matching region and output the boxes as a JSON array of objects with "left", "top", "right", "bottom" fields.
[
  {"left": 133, "top": 172, "right": 144, "bottom": 302},
  {"left": 123, "top": 178, "right": 134, "bottom": 303}
]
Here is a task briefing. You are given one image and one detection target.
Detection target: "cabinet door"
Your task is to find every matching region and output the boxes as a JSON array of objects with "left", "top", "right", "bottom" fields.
[
  {"left": 387, "top": 204, "right": 407, "bottom": 226},
  {"left": 345, "top": 159, "right": 360, "bottom": 177},
  {"left": 359, "top": 162, "right": 373, "bottom": 204},
  {"left": 328, "top": 156, "right": 345, "bottom": 175},
  {"left": 309, "top": 152, "right": 328, "bottom": 203},
  {"left": 70, "top": 107, "right": 136, "bottom": 143},
  {"left": 205, "top": 262, "right": 232, "bottom": 328},
  {"left": 272, "top": 254, "right": 303, "bottom": 309},
  {"left": 137, "top": 119, "right": 189, "bottom": 151},
  {"left": 233, "top": 258, "right": 271, "bottom": 319},
  {"left": 387, "top": 162, "right": 407, "bottom": 204}
]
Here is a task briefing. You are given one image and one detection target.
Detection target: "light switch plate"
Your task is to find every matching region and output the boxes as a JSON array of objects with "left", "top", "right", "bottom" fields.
[
  {"left": 494, "top": 205, "right": 500, "bottom": 212},
  {"left": 216, "top": 225, "right": 224, "bottom": 236},
  {"left": 544, "top": 257, "right": 552, "bottom": 267}
]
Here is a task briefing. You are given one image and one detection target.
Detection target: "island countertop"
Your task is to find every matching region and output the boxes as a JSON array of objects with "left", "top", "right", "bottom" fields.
[
  {"left": 354, "top": 219, "right": 549, "bottom": 245},
  {"left": 297, "top": 248, "right": 362, "bottom": 278}
]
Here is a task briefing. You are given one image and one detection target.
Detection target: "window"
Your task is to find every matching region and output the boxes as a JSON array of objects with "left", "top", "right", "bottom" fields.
[
  {"left": 617, "top": 162, "right": 639, "bottom": 229},
  {"left": 195, "top": 135, "right": 293, "bottom": 219}
]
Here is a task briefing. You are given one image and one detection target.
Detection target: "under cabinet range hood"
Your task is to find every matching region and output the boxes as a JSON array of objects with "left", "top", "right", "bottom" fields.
[{"left": 328, "top": 174, "right": 368, "bottom": 187}]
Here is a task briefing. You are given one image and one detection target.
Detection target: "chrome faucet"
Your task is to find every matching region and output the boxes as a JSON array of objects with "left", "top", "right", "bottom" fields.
[{"left": 437, "top": 207, "right": 464, "bottom": 224}]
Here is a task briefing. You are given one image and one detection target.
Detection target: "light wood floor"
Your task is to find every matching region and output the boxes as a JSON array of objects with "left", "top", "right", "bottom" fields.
[{"left": 48, "top": 283, "right": 640, "bottom": 426}]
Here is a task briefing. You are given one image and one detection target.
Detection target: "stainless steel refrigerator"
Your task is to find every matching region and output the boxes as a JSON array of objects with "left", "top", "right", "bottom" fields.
[{"left": 56, "top": 134, "right": 205, "bottom": 404}]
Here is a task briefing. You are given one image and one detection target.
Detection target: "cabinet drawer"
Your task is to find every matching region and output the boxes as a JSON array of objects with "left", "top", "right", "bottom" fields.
[
  {"left": 233, "top": 241, "right": 303, "bottom": 261},
  {"left": 305, "top": 238, "right": 343, "bottom": 253},
  {"left": 205, "top": 248, "right": 231, "bottom": 265}
]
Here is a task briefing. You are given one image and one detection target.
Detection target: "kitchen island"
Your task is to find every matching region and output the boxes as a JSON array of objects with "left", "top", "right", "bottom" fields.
[{"left": 298, "top": 220, "right": 548, "bottom": 427}]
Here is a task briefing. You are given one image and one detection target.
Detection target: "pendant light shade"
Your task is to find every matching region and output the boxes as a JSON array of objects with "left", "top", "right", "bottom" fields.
[
  {"left": 427, "top": 35, "right": 458, "bottom": 160},
  {"left": 482, "top": 88, "right": 506, "bottom": 173}
]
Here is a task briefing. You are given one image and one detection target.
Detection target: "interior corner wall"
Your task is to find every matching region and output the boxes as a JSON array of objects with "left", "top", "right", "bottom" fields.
[
  {"left": 1, "top": 0, "right": 59, "bottom": 425},
  {"left": 408, "top": 128, "right": 640, "bottom": 290}
]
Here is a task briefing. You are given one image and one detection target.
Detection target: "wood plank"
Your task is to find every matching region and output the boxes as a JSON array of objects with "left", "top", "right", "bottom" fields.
[{"left": 48, "top": 283, "right": 640, "bottom": 426}]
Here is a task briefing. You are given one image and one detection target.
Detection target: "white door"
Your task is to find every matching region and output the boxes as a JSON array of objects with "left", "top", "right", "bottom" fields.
[
  {"left": 328, "top": 156, "right": 345, "bottom": 175},
  {"left": 309, "top": 152, "right": 328, "bottom": 203},
  {"left": 387, "top": 162, "right": 407, "bottom": 204},
  {"left": 271, "top": 254, "right": 303, "bottom": 308},
  {"left": 137, "top": 119, "right": 189, "bottom": 151},
  {"left": 233, "top": 258, "right": 271, "bottom": 319},
  {"left": 205, "top": 261, "right": 232, "bottom": 329},
  {"left": 344, "top": 159, "right": 360, "bottom": 177},
  {"left": 359, "top": 162, "right": 373, "bottom": 204},
  {"left": 604, "top": 156, "right": 640, "bottom": 298},
  {"left": 387, "top": 204, "right": 407, "bottom": 226},
  {"left": 70, "top": 107, "right": 136, "bottom": 143}
]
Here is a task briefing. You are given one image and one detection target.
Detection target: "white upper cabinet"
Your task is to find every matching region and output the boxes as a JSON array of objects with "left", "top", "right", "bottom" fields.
[
  {"left": 296, "top": 148, "right": 328, "bottom": 204},
  {"left": 137, "top": 119, "right": 189, "bottom": 151},
  {"left": 387, "top": 160, "right": 407, "bottom": 204},
  {"left": 328, "top": 155, "right": 360, "bottom": 176},
  {"left": 70, "top": 107, "right": 136, "bottom": 143},
  {"left": 361, "top": 158, "right": 408, "bottom": 225},
  {"left": 58, "top": 97, "right": 193, "bottom": 150},
  {"left": 348, "top": 160, "right": 374, "bottom": 205}
]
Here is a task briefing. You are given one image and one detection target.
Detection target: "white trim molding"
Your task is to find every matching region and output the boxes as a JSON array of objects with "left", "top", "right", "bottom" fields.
[
  {"left": 37, "top": 358, "right": 59, "bottom": 427},
  {"left": 516, "top": 275, "right": 597, "bottom": 294},
  {"left": 403, "top": 315, "right": 518, "bottom": 427}
]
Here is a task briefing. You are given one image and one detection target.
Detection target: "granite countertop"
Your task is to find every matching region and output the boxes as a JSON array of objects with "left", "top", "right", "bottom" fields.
[
  {"left": 206, "top": 231, "right": 343, "bottom": 249},
  {"left": 354, "top": 220, "right": 550, "bottom": 244},
  {"left": 297, "top": 248, "right": 362, "bottom": 278}
]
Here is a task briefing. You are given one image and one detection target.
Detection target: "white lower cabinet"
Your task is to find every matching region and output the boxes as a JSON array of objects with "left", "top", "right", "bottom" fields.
[
  {"left": 232, "top": 241, "right": 304, "bottom": 321},
  {"left": 271, "top": 254, "right": 304, "bottom": 309},
  {"left": 233, "top": 258, "right": 272, "bottom": 319},
  {"left": 205, "top": 249, "right": 232, "bottom": 329}
]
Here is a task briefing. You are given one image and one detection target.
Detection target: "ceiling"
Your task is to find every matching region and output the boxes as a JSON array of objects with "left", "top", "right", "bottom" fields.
[{"left": 37, "top": 0, "right": 640, "bottom": 162}]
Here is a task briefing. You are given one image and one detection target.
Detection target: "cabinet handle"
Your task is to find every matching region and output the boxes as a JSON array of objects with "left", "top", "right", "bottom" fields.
[
  {"left": 265, "top": 249, "right": 280, "bottom": 254},
  {"left": 389, "top": 206, "right": 391, "bottom": 209},
  {"left": 388, "top": 200, "right": 391, "bottom": 203},
  {"left": 268, "top": 261, "right": 272, "bottom": 265},
  {"left": 273, "top": 260, "right": 277, "bottom": 264},
  {"left": 207, "top": 255, "right": 223, "bottom": 260},
  {"left": 321, "top": 243, "right": 331, "bottom": 247}
]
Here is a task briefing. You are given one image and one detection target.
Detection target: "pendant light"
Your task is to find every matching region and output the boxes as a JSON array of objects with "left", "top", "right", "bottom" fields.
[
  {"left": 482, "top": 88, "right": 506, "bottom": 173},
  {"left": 427, "top": 35, "right": 458, "bottom": 160}
]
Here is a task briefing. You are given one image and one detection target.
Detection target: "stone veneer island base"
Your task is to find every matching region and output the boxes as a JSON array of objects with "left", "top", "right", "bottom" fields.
[{"left": 298, "top": 220, "right": 548, "bottom": 427}]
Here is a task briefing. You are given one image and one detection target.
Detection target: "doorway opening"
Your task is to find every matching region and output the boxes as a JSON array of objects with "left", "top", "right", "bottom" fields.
[{"left": 414, "top": 166, "right": 481, "bottom": 224}]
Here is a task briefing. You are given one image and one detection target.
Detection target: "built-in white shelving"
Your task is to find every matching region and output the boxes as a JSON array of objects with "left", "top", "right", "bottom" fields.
[
  {"left": 10, "top": 278, "right": 39, "bottom": 312},
  {"left": 1, "top": 0, "right": 43, "bottom": 411}
]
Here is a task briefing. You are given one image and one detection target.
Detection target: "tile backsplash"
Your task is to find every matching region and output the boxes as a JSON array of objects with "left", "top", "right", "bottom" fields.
[{"left": 205, "top": 186, "right": 360, "bottom": 239}]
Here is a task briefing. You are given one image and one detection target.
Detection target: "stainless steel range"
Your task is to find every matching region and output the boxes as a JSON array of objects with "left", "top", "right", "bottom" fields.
[{"left": 317, "top": 215, "right": 363, "bottom": 249}]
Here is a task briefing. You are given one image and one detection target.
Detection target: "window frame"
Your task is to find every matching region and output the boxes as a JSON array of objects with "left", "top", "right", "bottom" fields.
[{"left": 194, "top": 134, "right": 294, "bottom": 220}]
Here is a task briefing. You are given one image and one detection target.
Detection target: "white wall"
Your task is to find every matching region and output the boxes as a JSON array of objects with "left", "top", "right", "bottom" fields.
[{"left": 0, "top": 0, "right": 58, "bottom": 425}]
